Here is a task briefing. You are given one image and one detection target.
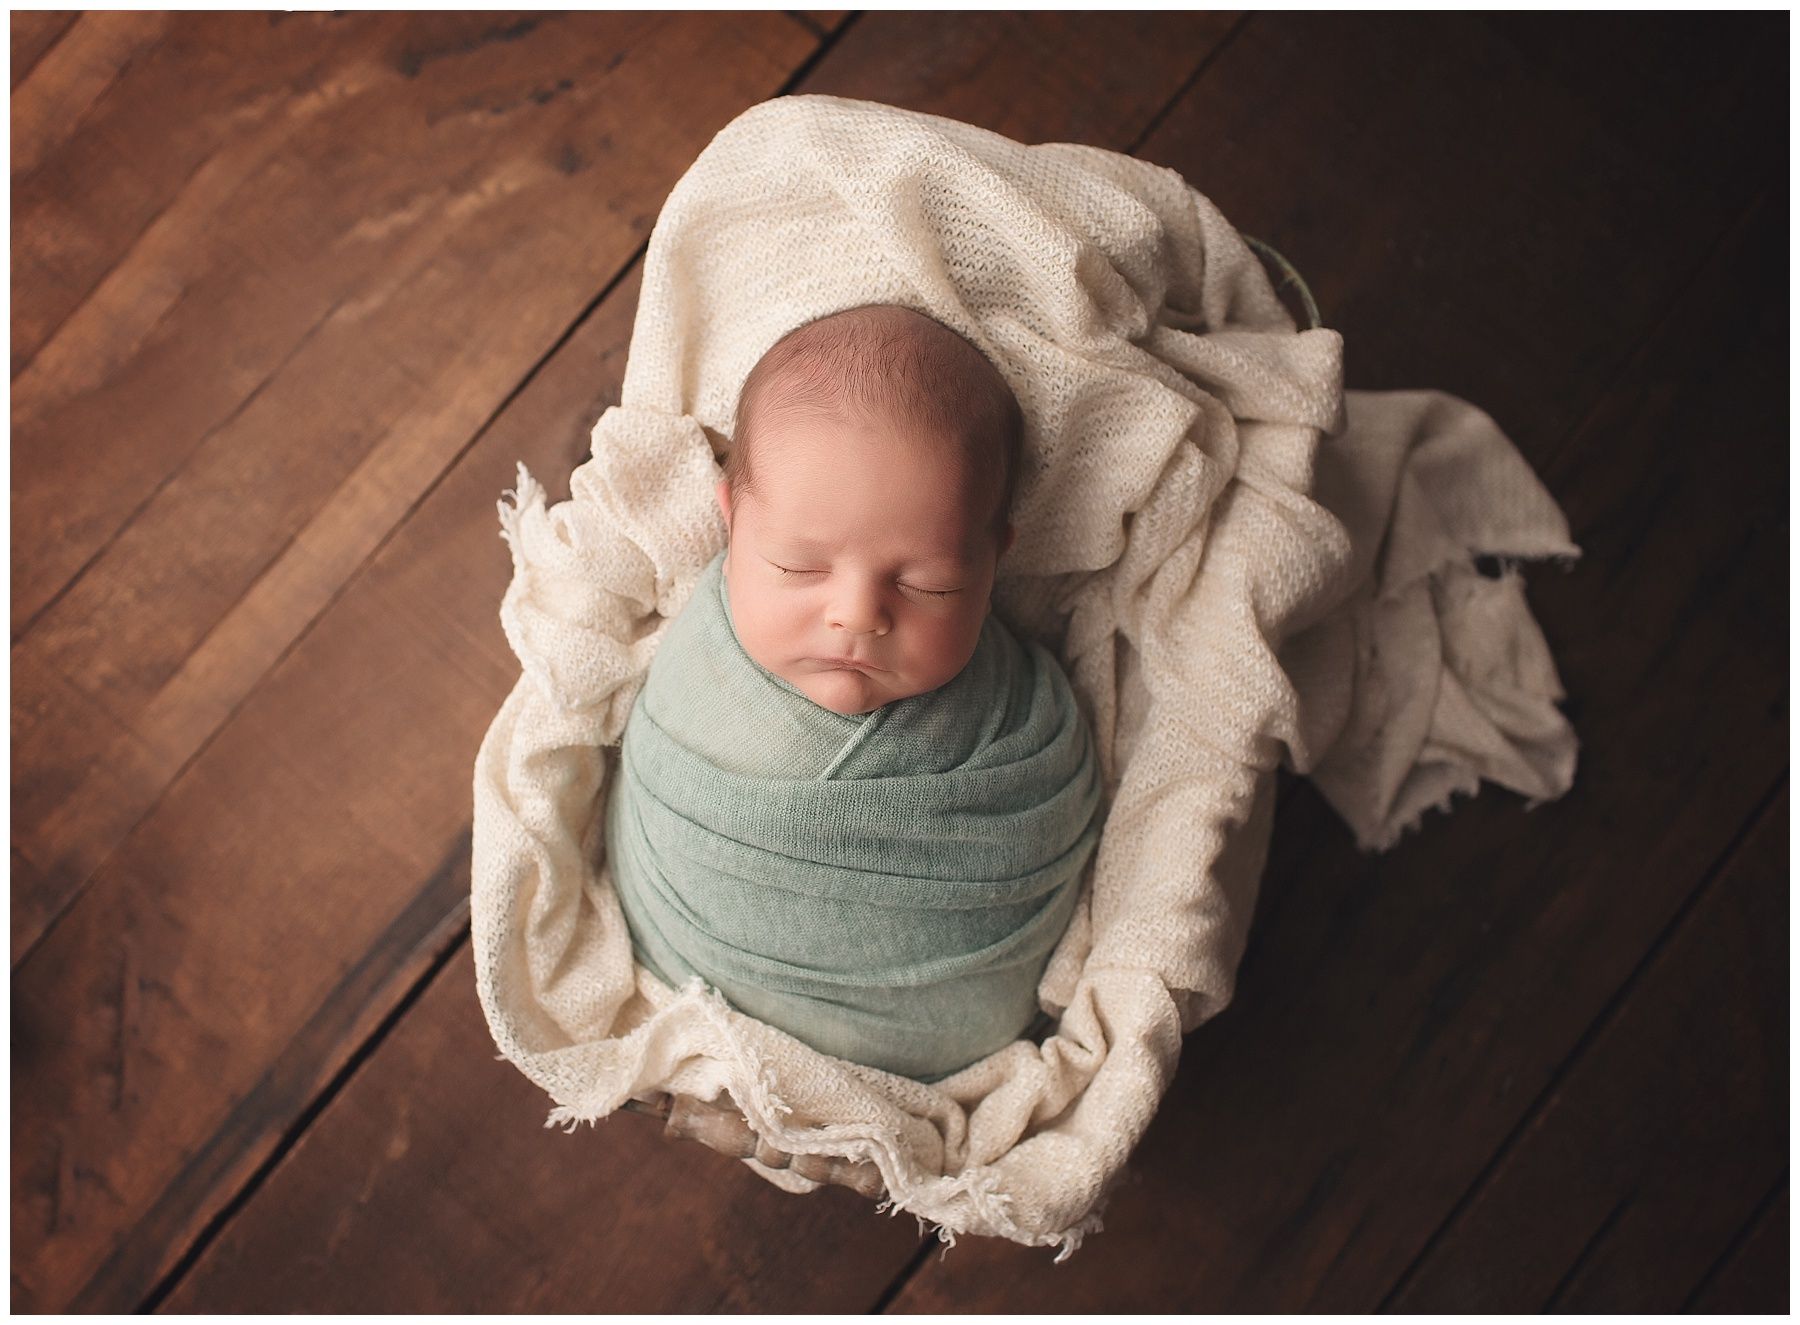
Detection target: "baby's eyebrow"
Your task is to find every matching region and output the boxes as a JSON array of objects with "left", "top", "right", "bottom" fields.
[{"left": 780, "top": 535, "right": 971, "bottom": 571}]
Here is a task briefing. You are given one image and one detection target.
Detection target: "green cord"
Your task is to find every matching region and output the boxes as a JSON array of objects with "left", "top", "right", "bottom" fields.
[{"left": 1242, "top": 233, "right": 1323, "bottom": 331}]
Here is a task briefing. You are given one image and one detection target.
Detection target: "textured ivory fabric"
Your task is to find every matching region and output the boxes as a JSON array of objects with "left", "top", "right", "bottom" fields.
[
  {"left": 470, "top": 94, "right": 1580, "bottom": 1257},
  {"left": 603, "top": 547, "right": 1102, "bottom": 1083}
]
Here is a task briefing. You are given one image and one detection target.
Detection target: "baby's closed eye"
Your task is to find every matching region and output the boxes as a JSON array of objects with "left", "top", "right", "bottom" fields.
[{"left": 770, "top": 564, "right": 960, "bottom": 598}]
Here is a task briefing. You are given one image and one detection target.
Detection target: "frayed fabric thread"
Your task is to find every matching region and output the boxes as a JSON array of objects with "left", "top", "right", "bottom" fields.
[
  {"left": 525, "top": 978, "right": 1062, "bottom": 1251},
  {"left": 496, "top": 461, "right": 544, "bottom": 563}
]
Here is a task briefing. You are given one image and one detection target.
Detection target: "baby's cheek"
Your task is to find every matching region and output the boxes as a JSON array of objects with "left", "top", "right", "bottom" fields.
[
  {"left": 740, "top": 605, "right": 797, "bottom": 670},
  {"left": 925, "top": 615, "right": 984, "bottom": 677}
]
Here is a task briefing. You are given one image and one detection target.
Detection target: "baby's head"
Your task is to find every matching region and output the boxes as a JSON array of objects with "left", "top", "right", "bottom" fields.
[{"left": 716, "top": 303, "right": 1023, "bottom": 716}]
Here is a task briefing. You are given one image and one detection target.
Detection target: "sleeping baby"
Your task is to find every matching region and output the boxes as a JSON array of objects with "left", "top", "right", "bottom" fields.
[{"left": 602, "top": 304, "right": 1103, "bottom": 1082}]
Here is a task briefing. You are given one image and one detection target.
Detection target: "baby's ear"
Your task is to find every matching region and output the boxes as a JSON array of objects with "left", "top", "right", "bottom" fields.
[
  {"left": 715, "top": 479, "right": 732, "bottom": 527},
  {"left": 1001, "top": 522, "right": 1017, "bottom": 557}
]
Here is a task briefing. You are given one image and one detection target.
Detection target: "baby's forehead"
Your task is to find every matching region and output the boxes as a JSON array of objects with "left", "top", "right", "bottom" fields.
[
  {"left": 748, "top": 457, "right": 985, "bottom": 564},
  {"left": 758, "top": 411, "right": 985, "bottom": 501}
]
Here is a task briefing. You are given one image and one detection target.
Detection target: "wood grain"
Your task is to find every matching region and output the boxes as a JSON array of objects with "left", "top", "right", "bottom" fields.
[
  {"left": 1133, "top": 12, "right": 1778, "bottom": 461},
  {"left": 10, "top": 11, "right": 812, "bottom": 964},
  {"left": 1686, "top": 1181, "right": 1790, "bottom": 1315},
  {"left": 886, "top": 17, "right": 1786, "bottom": 1313},
  {"left": 10, "top": 11, "right": 169, "bottom": 191},
  {"left": 8, "top": 16, "right": 817, "bottom": 1310},
  {"left": 17, "top": 13, "right": 343, "bottom": 385},
  {"left": 144, "top": 11, "right": 1240, "bottom": 1313},
  {"left": 792, "top": 12, "right": 852, "bottom": 39},
  {"left": 161, "top": 946, "right": 925, "bottom": 1312},
  {"left": 12, "top": 219, "right": 640, "bottom": 1306},
  {"left": 1387, "top": 786, "right": 1786, "bottom": 1310},
  {"left": 795, "top": 10, "right": 1238, "bottom": 148},
  {"left": 9, "top": 10, "right": 83, "bottom": 91}
]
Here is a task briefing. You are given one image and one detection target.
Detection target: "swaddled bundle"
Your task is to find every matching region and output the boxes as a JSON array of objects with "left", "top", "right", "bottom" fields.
[{"left": 604, "top": 548, "right": 1103, "bottom": 1082}]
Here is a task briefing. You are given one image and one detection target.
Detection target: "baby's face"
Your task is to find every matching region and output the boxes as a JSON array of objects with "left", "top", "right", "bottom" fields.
[{"left": 716, "top": 411, "right": 1014, "bottom": 716}]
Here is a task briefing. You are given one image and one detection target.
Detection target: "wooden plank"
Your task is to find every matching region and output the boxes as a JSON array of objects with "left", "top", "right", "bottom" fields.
[
  {"left": 1484, "top": 11, "right": 1782, "bottom": 192},
  {"left": 9, "top": 256, "right": 618, "bottom": 1309},
  {"left": 884, "top": 18, "right": 1787, "bottom": 1312},
  {"left": 1687, "top": 1181, "right": 1790, "bottom": 1315},
  {"left": 8, "top": 24, "right": 827, "bottom": 1311},
  {"left": 136, "top": 12, "right": 1238, "bottom": 1312},
  {"left": 15, "top": 11, "right": 312, "bottom": 378},
  {"left": 161, "top": 945, "right": 925, "bottom": 1312},
  {"left": 10, "top": 11, "right": 166, "bottom": 186},
  {"left": 9, "top": 10, "right": 80, "bottom": 89},
  {"left": 797, "top": 9, "right": 1237, "bottom": 148},
  {"left": 10, "top": 11, "right": 815, "bottom": 963},
  {"left": 1387, "top": 786, "right": 1786, "bottom": 1311},
  {"left": 1131, "top": 12, "right": 1777, "bottom": 461},
  {"left": 789, "top": 12, "right": 850, "bottom": 39}
]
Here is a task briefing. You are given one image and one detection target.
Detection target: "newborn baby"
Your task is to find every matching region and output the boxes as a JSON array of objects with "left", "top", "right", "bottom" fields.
[{"left": 604, "top": 304, "right": 1102, "bottom": 1082}]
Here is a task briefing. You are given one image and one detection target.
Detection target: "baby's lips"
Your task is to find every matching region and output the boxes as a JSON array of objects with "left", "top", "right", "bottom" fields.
[{"left": 813, "top": 655, "right": 882, "bottom": 673}]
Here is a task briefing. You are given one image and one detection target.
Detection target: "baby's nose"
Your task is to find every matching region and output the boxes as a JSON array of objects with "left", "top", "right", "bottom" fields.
[{"left": 829, "top": 592, "right": 890, "bottom": 636}]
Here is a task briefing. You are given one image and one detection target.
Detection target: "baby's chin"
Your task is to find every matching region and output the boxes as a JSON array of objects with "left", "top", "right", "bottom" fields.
[{"left": 795, "top": 667, "right": 893, "bottom": 716}]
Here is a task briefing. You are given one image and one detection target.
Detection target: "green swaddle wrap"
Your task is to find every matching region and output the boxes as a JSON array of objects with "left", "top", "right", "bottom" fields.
[{"left": 603, "top": 548, "right": 1103, "bottom": 1082}]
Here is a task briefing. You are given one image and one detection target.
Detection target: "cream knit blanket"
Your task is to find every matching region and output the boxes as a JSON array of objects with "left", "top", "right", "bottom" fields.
[{"left": 470, "top": 94, "right": 1580, "bottom": 1257}]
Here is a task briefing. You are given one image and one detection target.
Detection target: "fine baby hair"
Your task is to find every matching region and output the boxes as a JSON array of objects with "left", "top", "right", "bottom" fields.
[{"left": 726, "top": 302, "right": 1025, "bottom": 551}]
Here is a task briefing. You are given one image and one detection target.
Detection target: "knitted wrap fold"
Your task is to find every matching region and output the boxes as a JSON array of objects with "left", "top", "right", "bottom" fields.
[
  {"left": 471, "top": 94, "right": 1579, "bottom": 1255},
  {"left": 603, "top": 547, "right": 1102, "bottom": 1084}
]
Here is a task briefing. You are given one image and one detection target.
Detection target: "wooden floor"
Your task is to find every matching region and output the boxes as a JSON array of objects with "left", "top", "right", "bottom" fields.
[{"left": 11, "top": 11, "right": 1788, "bottom": 1313}]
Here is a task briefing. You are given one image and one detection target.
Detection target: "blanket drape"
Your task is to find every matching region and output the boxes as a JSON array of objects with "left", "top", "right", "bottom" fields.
[
  {"left": 470, "top": 94, "right": 1579, "bottom": 1257},
  {"left": 604, "top": 548, "right": 1103, "bottom": 1082}
]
